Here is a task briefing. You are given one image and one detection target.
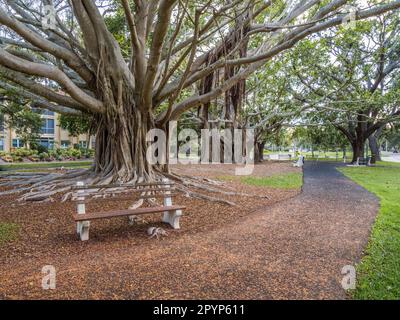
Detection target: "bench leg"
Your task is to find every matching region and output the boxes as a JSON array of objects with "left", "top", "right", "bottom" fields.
[
  {"left": 79, "top": 221, "right": 90, "bottom": 241},
  {"left": 128, "top": 215, "right": 141, "bottom": 225},
  {"left": 162, "top": 210, "right": 182, "bottom": 229}
]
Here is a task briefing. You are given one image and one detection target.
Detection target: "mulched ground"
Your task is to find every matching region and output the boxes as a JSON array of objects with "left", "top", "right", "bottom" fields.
[
  {"left": 0, "top": 161, "right": 379, "bottom": 299},
  {"left": 0, "top": 162, "right": 302, "bottom": 299}
]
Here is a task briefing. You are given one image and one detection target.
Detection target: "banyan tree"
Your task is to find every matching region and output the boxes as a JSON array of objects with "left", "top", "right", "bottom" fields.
[{"left": 0, "top": 0, "right": 399, "bottom": 200}]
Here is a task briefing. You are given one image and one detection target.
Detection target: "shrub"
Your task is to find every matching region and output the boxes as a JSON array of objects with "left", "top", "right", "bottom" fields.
[
  {"left": 0, "top": 147, "right": 93, "bottom": 163},
  {"left": 28, "top": 155, "right": 39, "bottom": 162},
  {"left": 12, "top": 155, "right": 24, "bottom": 162},
  {"left": 55, "top": 148, "right": 68, "bottom": 157},
  {"left": 1, "top": 155, "right": 13, "bottom": 162},
  {"left": 11, "top": 148, "right": 33, "bottom": 158},
  {"left": 31, "top": 143, "right": 48, "bottom": 154},
  {"left": 38, "top": 152, "right": 49, "bottom": 161},
  {"left": 70, "top": 149, "right": 82, "bottom": 159},
  {"left": 48, "top": 150, "right": 57, "bottom": 158},
  {"left": 82, "top": 149, "right": 95, "bottom": 158}
]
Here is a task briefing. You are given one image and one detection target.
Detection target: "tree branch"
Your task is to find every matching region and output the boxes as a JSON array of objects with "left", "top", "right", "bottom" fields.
[{"left": 0, "top": 48, "right": 104, "bottom": 113}]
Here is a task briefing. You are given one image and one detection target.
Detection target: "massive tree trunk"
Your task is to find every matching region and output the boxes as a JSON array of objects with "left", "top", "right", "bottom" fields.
[
  {"left": 338, "top": 120, "right": 386, "bottom": 164},
  {"left": 351, "top": 137, "right": 366, "bottom": 163},
  {"left": 93, "top": 108, "right": 155, "bottom": 184},
  {"left": 368, "top": 135, "right": 380, "bottom": 164},
  {"left": 337, "top": 114, "right": 370, "bottom": 164},
  {"left": 368, "top": 128, "right": 383, "bottom": 164}
]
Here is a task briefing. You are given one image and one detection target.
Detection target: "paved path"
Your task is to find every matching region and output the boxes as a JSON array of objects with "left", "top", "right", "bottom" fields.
[{"left": 0, "top": 162, "right": 380, "bottom": 299}]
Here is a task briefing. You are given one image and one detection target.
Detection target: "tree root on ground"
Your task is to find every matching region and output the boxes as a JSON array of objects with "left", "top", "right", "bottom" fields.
[
  {"left": 176, "top": 186, "right": 236, "bottom": 206},
  {"left": 164, "top": 172, "right": 269, "bottom": 199},
  {"left": 0, "top": 168, "right": 267, "bottom": 205}
]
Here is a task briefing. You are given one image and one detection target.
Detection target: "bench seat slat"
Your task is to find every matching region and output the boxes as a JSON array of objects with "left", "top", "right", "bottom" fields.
[{"left": 73, "top": 205, "right": 186, "bottom": 221}]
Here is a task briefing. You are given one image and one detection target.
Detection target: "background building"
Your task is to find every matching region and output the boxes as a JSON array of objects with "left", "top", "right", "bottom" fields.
[{"left": 0, "top": 110, "right": 92, "bottom": 152}]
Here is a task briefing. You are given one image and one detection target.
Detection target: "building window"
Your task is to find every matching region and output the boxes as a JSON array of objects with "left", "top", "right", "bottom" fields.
[
  {"left": 12, "top": 139, "right": 24, "bottom": 148},
  {"left": 38, "top": 138, "right": 54, "bottom": 150},
  {"left": 0, "top": 139, "right": 4, "bottom": 151},
  {"left": 79, "top": 140, "right": 87, "bottom": 148},
  {"left": 41, "top": 119, "right": 55, "bottom": 134},
  {"left": 60, "top": 140, "right": 70, "bottom": 148}
]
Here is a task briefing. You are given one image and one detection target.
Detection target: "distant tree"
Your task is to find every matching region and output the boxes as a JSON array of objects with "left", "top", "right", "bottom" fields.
[
  {"left": 242, "top": 61, "right": 300, "bottom": 162},
  {"left": 382, "top": 124, "right": 400, "bottom": 152},
  {"left": 59, "top": 114, "right": 93, "bottom": 148},
  {"left": 289, "top": 13, "right": 400, "bottom": 163},
  {"left": 293, "top": 125, "right": 350, "bottom": 158},
  {"left": 0, "top": 93, "right": 42, "bottom": 148}
]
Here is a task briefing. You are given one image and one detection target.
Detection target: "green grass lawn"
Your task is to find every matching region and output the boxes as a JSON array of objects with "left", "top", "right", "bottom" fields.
[
  {"left": 0, "top": 160, "right": 92, "bottom": 171},
  {"left": 339, "top": 164, "right": 400, "bottom": 299},
  {"left": 0, "top": 223, "right": 20, "bottom": 245},
  {"left": 376, "top": 161, "right": 400, "bottom": 168},
  {"left": 219, "top": 171, "right": 303, "bottom": 189}
]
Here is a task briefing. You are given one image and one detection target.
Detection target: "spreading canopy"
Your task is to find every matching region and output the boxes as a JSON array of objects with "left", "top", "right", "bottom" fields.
[{"left": 1, "top": 0, "right": 400, "bottom": 123}]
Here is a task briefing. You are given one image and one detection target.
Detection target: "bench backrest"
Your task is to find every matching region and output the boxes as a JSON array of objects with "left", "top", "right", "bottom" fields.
[
  {"left": 278, "top": 154, "right": 292, "bottom": 160},
  {"left": 71, "top": 179, "right": 176, "bottom": 202},
  {"left": 357, "top": 157, "right": 371, "bottom": 165},
  {"left": 72, "top": 180, "right": 174, "bottom": 191}
]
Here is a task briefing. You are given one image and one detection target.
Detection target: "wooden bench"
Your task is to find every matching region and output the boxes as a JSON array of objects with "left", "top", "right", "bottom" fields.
[
  {"left": 357, "top": 157, "right": 371, "bottom": 166},
  {"left": 71, "top": 179, "right": 185, "bottom": 241},
  {"left": 293, "top": 155, "right": 305, "bottom": 167},
  {"left": 278, "top": 154, "right": 292, "bottom": 161}
]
